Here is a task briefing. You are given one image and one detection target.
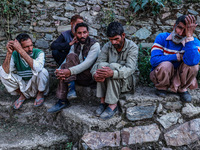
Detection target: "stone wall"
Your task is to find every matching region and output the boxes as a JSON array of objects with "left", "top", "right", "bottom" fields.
[{"left": 0, "top": 0, "right": 200, "bottom": 75}]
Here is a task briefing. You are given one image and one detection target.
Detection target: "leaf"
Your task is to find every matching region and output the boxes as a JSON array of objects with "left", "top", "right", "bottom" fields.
[
  {"left": 134, "top": 5, "right": 141, "bottom": 13},
  {"left": 141, "top": 0, "right": 149, "bottom": 8},
  {"left": 131, "top": 0, "right": 137, "bottom": 9}
]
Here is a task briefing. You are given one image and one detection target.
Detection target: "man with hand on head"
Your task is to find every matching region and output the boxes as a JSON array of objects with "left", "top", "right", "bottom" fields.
[
  {"left": 150, "top": 15, "right": 200, "bottom": 102},
  {"left": 91, "top": 22, "right": 138, "bottom": 120},
  {"left": 0, "top": 33, "right": 49, "bottom": 109},
  {"left": 51, "top": 15, "right": 84, "bottom": 66},
  {"left": 48, "top": 22, "right": 100, "bottom": 113}
]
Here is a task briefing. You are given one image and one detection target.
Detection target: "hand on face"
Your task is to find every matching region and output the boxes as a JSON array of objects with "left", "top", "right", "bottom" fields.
[
  {"left": 9, "top": 39, "right": 23, "bottom": 53},
  {"left": 69, "top": 36, "right": 78, "bottom": 46},
  {"left": 185, "top": 15, "right": 198, "bottom": 37},
  {"left": 6, "top": 41, "right": 14, "bottom": 54}
]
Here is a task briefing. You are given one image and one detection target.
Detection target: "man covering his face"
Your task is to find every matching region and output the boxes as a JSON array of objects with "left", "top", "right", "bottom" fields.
[{"left": 150, "top": 15, "right": 200, "bottom": 102}]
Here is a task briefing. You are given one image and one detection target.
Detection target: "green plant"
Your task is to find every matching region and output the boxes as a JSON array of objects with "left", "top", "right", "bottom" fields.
[
  {"left": 0, "top": 0, "right": 27, "bottom": 39},
  {"left": 65, "top": 142, "right": 73, "bottom": 150},
  {"left": 138, "top": 45, "right": 152, "bottom": 86},
  {"left": 130, "top": 0, "right": 182, "bottom": 15},
  {"left": 100, "top": 0, "right": 116, "bottom": 27}
]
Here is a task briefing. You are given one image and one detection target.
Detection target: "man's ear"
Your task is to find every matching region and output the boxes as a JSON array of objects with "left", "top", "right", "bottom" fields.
[
  {"left": 122, "top": 33, "right": 125, "bottom": 38},
  {"left": 173, "top": 24, "right": 176, "bottom": 30}
]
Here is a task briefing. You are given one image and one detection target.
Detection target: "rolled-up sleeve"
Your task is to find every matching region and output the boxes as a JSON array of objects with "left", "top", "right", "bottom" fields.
[{"left": 69, "top": 42, "right": 100, "bottom": 75}]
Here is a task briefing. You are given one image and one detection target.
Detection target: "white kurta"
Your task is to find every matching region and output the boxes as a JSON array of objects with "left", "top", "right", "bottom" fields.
[{"left": 0, "top": 52, "right": 49, "bottom": 99}]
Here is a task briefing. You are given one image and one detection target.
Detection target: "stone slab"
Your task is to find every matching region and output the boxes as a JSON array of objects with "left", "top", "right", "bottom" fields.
[
  {"left": 121, "top": 124, "right": 161, "bottom": 145},
  {"left": 164, "top": 118, "right": 200, "bottom": 146},
  {"left": 82, "top": 131, "right": 120, "bottom": 149},
  {"left": 126, "top": 105, "right": 156, "bottom": 121}
]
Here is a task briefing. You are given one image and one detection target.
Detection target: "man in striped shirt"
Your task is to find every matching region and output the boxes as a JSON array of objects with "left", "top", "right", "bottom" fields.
[
  {"left": 150, "top": 15, "right": 200, "bottom": 102},
  {"left": 0, "top": 33, "right": 49, "bottom": 109}
]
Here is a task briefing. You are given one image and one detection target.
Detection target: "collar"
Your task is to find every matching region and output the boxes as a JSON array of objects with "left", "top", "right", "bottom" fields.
[{"left": 166, "top": 33, "right": 194, "bottom": 46}]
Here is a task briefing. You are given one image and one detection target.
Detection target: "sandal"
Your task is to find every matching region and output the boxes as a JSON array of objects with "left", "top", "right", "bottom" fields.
[
  {"left": 34, "top": 98, "right": 44, "bottom": 107},
  {"left": 13, "top": 98, "right": 25, "bottom": 109}
]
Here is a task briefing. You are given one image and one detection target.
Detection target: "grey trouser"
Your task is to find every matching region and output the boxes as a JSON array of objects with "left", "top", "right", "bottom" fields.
[{"left": 96, "top": 62, "right": 133, "bottom": 104}]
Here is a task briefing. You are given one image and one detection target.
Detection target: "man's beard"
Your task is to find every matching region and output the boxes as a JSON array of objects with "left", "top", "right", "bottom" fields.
[
  {"left": 77, "top": 37, "right": 88, "bottom": 44},
  {"left": 171, "top": 30, "right": 186, "bottom": 44},
  {"left": 113, "top": 44, "right": 122, "bottom": 49},
  {"left": 113, "top": 39, "right": 124, "bottom": 50}
]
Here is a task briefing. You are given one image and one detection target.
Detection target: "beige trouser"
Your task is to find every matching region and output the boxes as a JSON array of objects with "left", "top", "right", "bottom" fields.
[
  {"left": 1, "top": 68, "right": 49, "bottom": 99},
  {"left": 96, "top": 62, "right": 134, "bottom": 104},
  {"left": 150, "top": 61, "right": 199, "bottom": 93}
]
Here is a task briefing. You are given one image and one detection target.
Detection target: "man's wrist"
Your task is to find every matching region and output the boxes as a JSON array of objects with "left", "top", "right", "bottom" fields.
[{"left": 185, "top": 36, "right": 194, "bottom": 43}]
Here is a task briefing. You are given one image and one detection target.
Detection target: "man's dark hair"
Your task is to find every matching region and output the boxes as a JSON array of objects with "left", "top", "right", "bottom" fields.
[
  {"left": 107, "top": 22, "right": 124, "bottom": 37},
  {"left": 16, "top": 33, "right": 31, "bottom": 43},
  {"left": 71, "top": 15, "right": 83, "bottom": 23},
  {"left": 75, "top": 22, "right": 89, "bottom": 32},
  {"left": 175, "top": 15, "right": 187, "bottom": 25}
]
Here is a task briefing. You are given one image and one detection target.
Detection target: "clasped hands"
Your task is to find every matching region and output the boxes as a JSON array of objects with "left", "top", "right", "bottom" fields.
[
  {"left": 55, "top": 69, "right": 71, "bottom": 80},
  {"left": 94, "top": 66, "right": 114, "bottom": 82},
  {"left": 185, "top": 15, "right": 198, "bottom": 37}
]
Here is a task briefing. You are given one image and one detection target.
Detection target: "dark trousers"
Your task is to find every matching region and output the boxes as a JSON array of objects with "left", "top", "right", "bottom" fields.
[
  {"left": 56, "top": 53, "right": 94, "bottom": 99},
  {"left": 52, "top": 50, "right": 68, "bottom": 66}
]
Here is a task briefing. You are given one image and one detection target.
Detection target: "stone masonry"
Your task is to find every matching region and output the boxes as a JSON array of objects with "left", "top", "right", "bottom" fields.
[{"left": 0, "top": 0, "right": 200, "bottom": 150}]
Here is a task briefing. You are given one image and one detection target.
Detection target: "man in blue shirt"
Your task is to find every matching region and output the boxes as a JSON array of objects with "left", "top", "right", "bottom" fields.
[
  {"left": 150, "top": 15, "right": 200, "bottom": 102},
  {"left": 51, "top": 15, "right": 83, "bottom": 66}
]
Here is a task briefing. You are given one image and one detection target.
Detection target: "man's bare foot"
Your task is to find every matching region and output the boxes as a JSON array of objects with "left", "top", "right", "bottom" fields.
[
  {"left": 34, "top": 91, "right": 44, "bottom": 107},
  {"left": 13, "top": 94, "right": 26, "bottom": 109}
]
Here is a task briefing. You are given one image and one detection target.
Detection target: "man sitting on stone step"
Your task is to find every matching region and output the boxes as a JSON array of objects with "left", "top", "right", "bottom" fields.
[
  {"left": 150, "top": 15, "right": 200, "bottom": 102},
  {"left": 51, "top": 15, "right": 84, "bottom": 66},
  {"left": 91, "top": 22, "right": 138, "bottom": 120},
  {"left": 0, "top": 33, "right": 49, "bottom": 109},
  {"left": 48, "top": 22, "right": 100, "bottom": 113}
]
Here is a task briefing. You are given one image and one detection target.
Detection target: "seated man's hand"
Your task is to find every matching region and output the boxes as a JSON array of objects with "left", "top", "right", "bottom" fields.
[
  {"left": 55, "top": 69, "right": 71, "bottom": 80},
  {"left": 96, "top": 66, "right": 114, "bottom": 79},
  {"left": 94, "top": 73, "right": 105, "bottom": 82},
  {"left": 10, "top": 39, "right": 24, "bottom": 53},
  {"left": 185, "top": 15, "right": 197, "bottom": 37},
  {"left": 6, "top": 41, "right": 14, "bottom": 54},
  {"left": 69, "top": 37, "right": 78, "bottom": 46}
]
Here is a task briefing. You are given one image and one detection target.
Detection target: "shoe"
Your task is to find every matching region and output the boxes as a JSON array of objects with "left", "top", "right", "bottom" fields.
[
  {"left": 13, "top": 98, "right": 26, "bottom": 109},
  {"left": 67, "top": 90, "right": 77, "bottom": 100},
  {"left": 155, "top": 89, "right": 166, "bottom": 97},
  {"left": 34, "top": 98, "right": 44, "bottom": 107},
  {"left": 179, "top": 91, "right": 192, "bottom": 102},
  {"left": 67, "top": 81, "right": 77, "bottom": 100},
  {"left": 47, "top": 99, "right": 70, "bottom": 113},
  {"left": 95, "top": 103, "right": 108, "bottom": 117},
  {"left": 100, "top": 106, "right": 118, "bottom": 120}
]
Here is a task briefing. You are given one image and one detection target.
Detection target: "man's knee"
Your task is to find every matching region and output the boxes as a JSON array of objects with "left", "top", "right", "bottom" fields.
[
  {"left": 181, "top": 63, "right": 199, "bottom": 74},
  {"left": 38, "top": 68, "right": 49, "bottom": 78},
  {"left": 97, "top": 62, "right": 110, "bottom": 69},
  {"left": 156, "top": 61, "right": 174, "bottom": 73},
  {"left": 97, "top": 62, "right": 121, "bottom": 70},
  {"left": 109, "top": 63, "right": 122, "bottom": 70},
  {"left": 66, "top": 53, "right": 78, "bottom": 60}
]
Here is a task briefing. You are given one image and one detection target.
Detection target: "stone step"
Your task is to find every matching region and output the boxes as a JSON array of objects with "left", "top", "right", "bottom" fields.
[
  {"left": 0, "top": 119, "right": 69, "bottom": 150},
  {"left": 1, "top": 85, "right": 200, "bottom": 149}
]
